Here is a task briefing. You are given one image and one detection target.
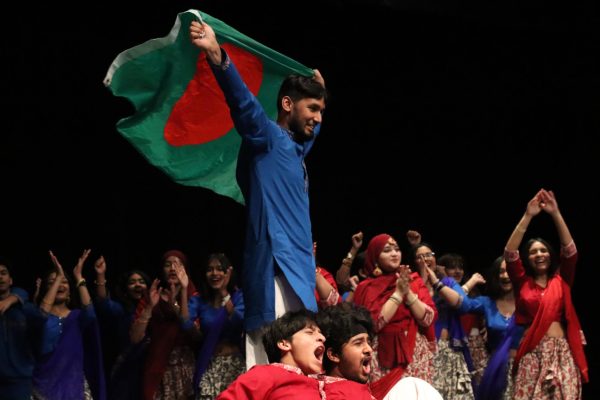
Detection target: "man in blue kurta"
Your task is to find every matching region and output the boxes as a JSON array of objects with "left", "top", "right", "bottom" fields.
[{"left": 190, "top": 20, "right": 327, "bottom": 367}]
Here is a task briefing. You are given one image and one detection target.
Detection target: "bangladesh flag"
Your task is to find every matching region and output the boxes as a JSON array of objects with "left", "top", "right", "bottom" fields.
[{"left": 103, "top": 9, "right": 313, "bottom": 204}]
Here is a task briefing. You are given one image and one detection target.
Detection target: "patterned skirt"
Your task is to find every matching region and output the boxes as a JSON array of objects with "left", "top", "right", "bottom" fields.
[
  {"left": 370, "top": 332, "right": 435, "bottom": 384},
  {"left": 468, "top": 332, "right": 489, "bottom": 385},
  {"left": 197, "top": 353, "right": 246, "bottom": 400},
  {"left": 432, "top": 339, "right": 475, "bottom": 400},
  {"left": 154, "top": 345, "right": 196, "bottom": 400},
  {"left": 512, "top": 336, "right": 582, "bottom": 400}
]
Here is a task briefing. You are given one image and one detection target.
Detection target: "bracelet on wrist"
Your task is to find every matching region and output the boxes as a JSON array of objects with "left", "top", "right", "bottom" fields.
[
  {"left": 389, "top": 295, "right": 402, "bottom": 305},
  {"left": 516, "top": 225, "right": 526, "bottom": 233},
  {"left": 94, "top": 280, "right": 107, "bottom": 286},
  {"left": 462, "top": 284, "right": 470, "bottom": 294},
  {"left": 404, "top": 294, "right": 418, "bottom": 306},
  {"left": 433, "top": 281, "right": 445, "bottom": 292},
  {"left": 76, "top": 278, "right": 87, "bottom": 288}
]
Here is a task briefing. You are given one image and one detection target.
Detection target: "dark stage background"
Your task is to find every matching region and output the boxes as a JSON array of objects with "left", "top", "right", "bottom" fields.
[{"left": 2, "top": 0, "right": 598, "bottom": 393}]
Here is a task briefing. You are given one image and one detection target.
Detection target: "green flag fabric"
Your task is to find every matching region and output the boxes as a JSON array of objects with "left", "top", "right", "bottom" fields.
[{"left": 103, "top": 9, "right": 313, "bottom": 204}]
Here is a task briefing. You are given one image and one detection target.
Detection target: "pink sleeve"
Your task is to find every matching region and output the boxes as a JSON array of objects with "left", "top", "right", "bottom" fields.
[
  {"left": 559, "top": 241, "right": 578, "bottom": 286},
  {"left": 504, "top": 248, "right": 527, "bottom": 292}
]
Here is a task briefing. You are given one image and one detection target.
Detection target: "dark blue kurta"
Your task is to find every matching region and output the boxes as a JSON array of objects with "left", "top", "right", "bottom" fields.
[{"left": 210, "top": 50, "right": 319, "bottom": 331}]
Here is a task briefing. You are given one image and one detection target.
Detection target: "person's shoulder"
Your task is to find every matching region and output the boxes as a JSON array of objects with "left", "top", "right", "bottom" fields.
[
  {"left": 326, "top": 378, "right": 372, "bottom": 399},
  {"left": 248, "top": 363, "right": 299, "bottom": 375}
]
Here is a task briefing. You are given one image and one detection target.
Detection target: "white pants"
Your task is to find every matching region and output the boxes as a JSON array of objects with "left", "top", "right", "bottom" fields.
[
  {"left": 384, "top": 377, "right": 443, "bottom": 400},
  {"left": 245, "top": 274, "right": 304, "bottom": 370}
]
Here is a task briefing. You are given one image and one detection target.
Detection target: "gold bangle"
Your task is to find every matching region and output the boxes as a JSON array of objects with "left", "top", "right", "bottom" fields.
[
  {"left": 389, "top": 295, "right": 402, "bottom": 305},
  {"left": 94, "top": 280, "right": 107, "bottom": 286},
  {"left": 404, "top": 294, "right": 418, "bottom": 306},
  {"left": 76, "top": 278, "right": 87, "bottom": 288},
  {"left": 41, "top": 299, "right": 53, "bottom": 306},
  {"left": 516, "top": 225, "right": 526, "bottom": 233}
]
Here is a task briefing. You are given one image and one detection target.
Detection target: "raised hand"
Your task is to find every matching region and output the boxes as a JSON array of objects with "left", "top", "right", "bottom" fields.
[
  {"left": 174, "top": 261, "right": 189, "bottom": 289},
  {"left": 539, "top": 189, "right": 559, "bottom": 215},
  {"left": 147, "top": 279, "right": 161, "bottom": 307},
  {"left": 312, "top": 69, "right": 325, "bottom": 88},
  {"left": 189, "top": 20, "right": 221, "bottom": 64},
  {"left": 73, "top": 249, "right": 92, "bottom": 282},
  {"left": 94, "top": 255, "right": 107, "bottom": 275},
  {"left": 395, "top": 265, "right": 412, "bottom": 296},
  {"left": 525, "top": 190, "right": 544, "bottom": 217},
  {"left": 48, "top": 251, "right": 65, "bottom": 278},
  {"left": 406, "top": 230, "right": 422, "bottom": 247},
  {"left": 352, "top": 231, "right": 364, "bottom": 250},
  {"left": 425, "top": 266, "right": 439, "bottom": 284},
  {"left": 220, "top": 266, "right": 233, "bottom": 296}
]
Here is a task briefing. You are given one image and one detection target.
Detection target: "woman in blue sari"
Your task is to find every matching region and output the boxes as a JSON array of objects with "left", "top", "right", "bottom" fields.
[
  {"left": 193, "top": 253, "right": 245, "bottom": 399},
  {"left": 32, "top": 249, "right": 105, "bottom": 400},
  {"left": 427, "top": 256, "right": 520, "bottom": 400}
]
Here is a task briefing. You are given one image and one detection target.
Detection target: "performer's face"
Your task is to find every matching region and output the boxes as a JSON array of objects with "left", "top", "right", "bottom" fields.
[
  {"left": 286, "top": 97, "right": 325, "bottom": 141},
  {"left": 527, "top": 241, "right": 551, "bottom": 275},
  {"left": 331, "top": 332, "right": 373, "bottom": 384},
  {"left": 280, "top": 323, "right": 325, "bottom": 374},
  {"left": 127, "top": 273, "right": 147, "bottom": 300},
  {"left": 378, "top": 238, "right": 402, "bottom": 273}
]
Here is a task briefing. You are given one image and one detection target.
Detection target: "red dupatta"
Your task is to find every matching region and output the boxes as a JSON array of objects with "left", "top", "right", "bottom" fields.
[{"left": 514, "top": 274, "right": 588, "bottom": 383}]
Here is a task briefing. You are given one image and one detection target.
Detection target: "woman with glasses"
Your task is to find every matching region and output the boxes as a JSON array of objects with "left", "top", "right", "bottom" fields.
[
  {"left": 414, "top": 245, "right": 475, "bottom": 399},
  {"left": 504, "top": 189, "right": 587, "bottom": 399},
  {"left": 132, "top": 250, "right": 202, "bottom": 400},
  {"left": 352, "top": 233, "right": 437, "bottom": 400}
]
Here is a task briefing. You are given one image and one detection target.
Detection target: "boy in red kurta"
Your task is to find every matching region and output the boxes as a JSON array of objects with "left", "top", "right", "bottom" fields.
[
  {"left": 316, "top": 303, "right": 376, "bottom": 400},
  {"left": 216, "top": 309, "right": 325, "bottom": 400}
]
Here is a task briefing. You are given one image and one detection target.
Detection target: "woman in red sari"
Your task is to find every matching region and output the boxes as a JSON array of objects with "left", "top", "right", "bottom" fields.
[
  {"left": 352, "top": 233, "right": 437, "bottom": 399},
  {"left": 504, "top": 189, "right": 588, "bottom": 399}
]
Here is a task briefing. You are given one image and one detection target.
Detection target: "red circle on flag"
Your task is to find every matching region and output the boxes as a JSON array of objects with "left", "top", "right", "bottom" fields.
[{"left": 165, "top": 43, "right": 264, "bottom": 146}]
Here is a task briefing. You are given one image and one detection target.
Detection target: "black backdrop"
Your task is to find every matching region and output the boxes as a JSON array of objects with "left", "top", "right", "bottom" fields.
[{"left": 2, "top": 0, "right": 598, "bottom": 392}]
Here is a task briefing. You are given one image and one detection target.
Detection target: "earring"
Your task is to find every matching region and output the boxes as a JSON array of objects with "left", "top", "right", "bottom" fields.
[{"left": 373, "top": 265, "right": 382, "bottom": 277}]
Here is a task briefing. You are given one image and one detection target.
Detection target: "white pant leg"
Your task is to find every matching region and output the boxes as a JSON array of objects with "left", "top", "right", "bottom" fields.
[
  {"left": 245, "top": 274, "right": 304, "bottom": 370},
  {"left": 383, "top": 377, "right": 443, "bottom": 400}
]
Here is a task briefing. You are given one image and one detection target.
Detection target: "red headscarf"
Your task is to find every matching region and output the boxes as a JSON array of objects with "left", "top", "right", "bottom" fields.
[
  {"left": 142, "top": 249, "right": 199, "bottom": 399},
  {"left": 364, "top": 233, "right": 392, "bottom": 276},
  {"left": 355, "top": 235, "right": 437, "bottom": 399}
]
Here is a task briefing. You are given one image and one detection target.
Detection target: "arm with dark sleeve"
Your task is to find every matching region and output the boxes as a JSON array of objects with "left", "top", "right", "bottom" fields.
[{"left": 209, "top": 49, "right": 272, "bottom": 144}]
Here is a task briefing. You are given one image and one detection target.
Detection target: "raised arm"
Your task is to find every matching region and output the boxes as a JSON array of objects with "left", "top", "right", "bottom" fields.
[
  {"left": 189, "top": 20, "right": 222, "bottom": 65},
  {"left": 539, "top": 189, "right": 577, "bottom": 284},
  {"left": 93, "top": 255, "right": 108, "bottom": 300},
  {"left": 41, "top": 251, "right": 65, "bottom": 313},
  {"left": 130, "top": 279, "right": 161, "bottom": 344},
  {"left": 73, "top": 249, "right": 92, "bottom": 307},
  {"left": 505, "top": 190, "right": 544, "bottom": 252},
  {"left": 539, "top": 189, "right": 573, "bottom": 247},
  {"left": 336, "top": 231, "right": 363, "bottom": 287}
]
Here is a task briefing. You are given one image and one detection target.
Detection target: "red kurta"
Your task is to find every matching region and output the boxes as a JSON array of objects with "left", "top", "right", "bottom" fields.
[{"left": 216, "top": 363, "right": 320, "bottom": 400}]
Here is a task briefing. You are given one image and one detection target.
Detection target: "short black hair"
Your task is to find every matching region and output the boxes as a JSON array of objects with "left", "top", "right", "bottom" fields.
[
  {"left": 262, "top": 308, "right": 318, "bottom": 363},
  {"left": 276, "top": 74, "right": 327, "bottom": 113},
  {"left": 316, "top": 303, "right": 374, "bottom": 374}
]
